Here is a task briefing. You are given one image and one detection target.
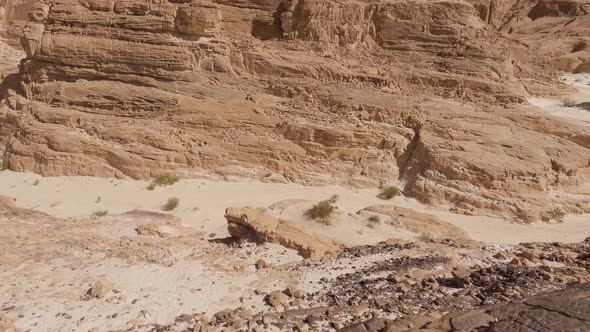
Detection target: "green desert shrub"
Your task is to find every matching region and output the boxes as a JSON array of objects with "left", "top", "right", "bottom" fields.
[
  {"left": 91, "top": 210, "right": 108, "bottom": 219},
  {"left": 147, "top": 174, "right": 180, "bottom": 190},
  {"left": 418, "top": 232, "right": 433, "bottom": 242},
  {"left": 548, "top": 207, "right": 566, "bottom": 222},
  {"left": 327, "top": 194, "right": 339, "bottom": 204},
  {"left": 378, "top": 186, "right": 401, "bottom": 200},
  {"left": 162, "top": 197, "right": 180, "bottom": 211},
  {"left": 368, "top": 215, "right": 380, "bottom": 223},
  {"left": 305, "top": 200, "right": 336, "bottom": 224}
]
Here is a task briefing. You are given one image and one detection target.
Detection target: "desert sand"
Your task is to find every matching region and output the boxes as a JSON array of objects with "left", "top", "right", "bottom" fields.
[
  {"left": 0, "top": 170, "right": 587, "bottom": 245},
  {"left": 528, "top": 73, "right": 590, "bottom": 125}
]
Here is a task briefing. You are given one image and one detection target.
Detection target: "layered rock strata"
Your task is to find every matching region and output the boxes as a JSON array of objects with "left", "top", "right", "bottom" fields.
[{"left": 0, "top": 0, "right": 589, "bottom": 221}]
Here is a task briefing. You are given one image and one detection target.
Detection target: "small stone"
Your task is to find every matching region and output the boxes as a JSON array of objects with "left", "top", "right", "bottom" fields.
[
  {"left": 452, "top": 268, "right": 471, "bottom": 288},
  {"left": 521, "top": 250, "right": 536, "bottom": 261},
  {"left": 295, "top": 323, "right": 309, "bottom": 332},
  {"left": 285, "top": 286, "right": 301, "bottom": 297},
  {"left": 139, "top": 309, "right": 151, "bottom": 319},
  {"left": 351, "top": 306, "right": 368, "bottom": 317},
  {"left": 255, "top": 259, "right": 269, "bottom": 270},
  {"left": 89, "top": 278, "right": 115, "bottom": 298},
  {"left": 126, "top": 319, "right": 146, "bottom": 327},
  {"left": 266, "top": 290, "right": 289, "bottom": 309},
  {"left": 493, "top": 252, "right": 507, "bottom": 259}
]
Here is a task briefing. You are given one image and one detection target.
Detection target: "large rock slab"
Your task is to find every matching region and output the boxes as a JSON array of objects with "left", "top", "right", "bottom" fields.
[{"left": 225, "top": 207, "right": 345, "bottom": 258}]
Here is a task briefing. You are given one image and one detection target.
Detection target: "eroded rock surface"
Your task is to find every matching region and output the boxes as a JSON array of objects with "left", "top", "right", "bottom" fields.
[
  {"left": 0, "top": 0, "right": 589, "bottom": 223},
  {"left": 488, "top": 282, "right": 590, "bottom": 332},
  {"left": 226, "top": 206, "right": 345, "bottom": 258}
]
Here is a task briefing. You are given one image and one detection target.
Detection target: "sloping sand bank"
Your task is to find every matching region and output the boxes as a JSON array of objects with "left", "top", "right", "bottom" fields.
[{"left": 0, "top": 171, "right": 587, "bottom": 245}]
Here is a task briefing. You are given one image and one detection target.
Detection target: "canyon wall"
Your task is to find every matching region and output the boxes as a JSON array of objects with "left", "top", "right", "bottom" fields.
[{"left": 0, "top": 0, "right": 589, "bottom": 222}]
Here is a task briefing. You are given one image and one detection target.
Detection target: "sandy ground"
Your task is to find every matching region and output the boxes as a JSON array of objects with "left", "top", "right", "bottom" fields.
[
  {"left": 0, "top": 170, "right": 588, "bottom": 245},
  {"left": 0, "top": 239, "right": 304, "bottom": 331},
  {"left": 528, "top": 73, "right": 590, "bottom": 126}
]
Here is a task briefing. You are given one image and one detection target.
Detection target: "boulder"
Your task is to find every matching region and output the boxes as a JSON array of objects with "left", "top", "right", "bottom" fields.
[{"left": 225, "top": 207, "right": 345, "bottom": 259}]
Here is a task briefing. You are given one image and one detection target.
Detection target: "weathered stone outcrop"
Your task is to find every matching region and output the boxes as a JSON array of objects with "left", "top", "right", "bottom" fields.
[
  {"left": 486, "top": 282, "right": 590, "bottom": 331},
  {"left": 225, "top": 207, "right": 345, "bottom": 258},
  {"left": 0, "top": 0, "right": 589, "bottom": 222},
  {"left": 361, "top": 205, "right": 471, "bottom": 240}
]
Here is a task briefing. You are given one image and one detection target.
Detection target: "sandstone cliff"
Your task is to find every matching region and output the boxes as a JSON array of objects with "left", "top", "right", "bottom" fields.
[{"left": 0, "top": 0, "right": 589, "bottom": 222}]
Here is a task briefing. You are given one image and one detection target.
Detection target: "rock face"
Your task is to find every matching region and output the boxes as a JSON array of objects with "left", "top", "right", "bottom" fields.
[
  {"left": 488, "top": 282, "right": 590, "bottom": 332},
  {"left": 225, "top": 207, "right": 344, "bottom": 258},
  {"left": 1, "top": 0, "right": 35, "bottom": 38},
  {"left": 0, "top": 0, "right": 589, "bottom": 222}
]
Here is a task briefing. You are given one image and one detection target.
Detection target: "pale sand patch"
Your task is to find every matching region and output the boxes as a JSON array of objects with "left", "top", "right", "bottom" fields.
[
  {"left": 0, "top": 171, "right": 588, "bottom": 245},
  {"left": 0, "top": 244, "right": 302, "bottom": 331},
  {"left": 528, "top": 73, "right": 590, "bottom": 125}
]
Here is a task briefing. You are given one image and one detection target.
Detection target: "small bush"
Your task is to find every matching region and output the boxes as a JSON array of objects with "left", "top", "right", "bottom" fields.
[
  {"left": 368, "top": 215, "right": 380, "bottom": 223},
  {"left": 305, "top": 200, "right": 336, "bottom": 224},
  {"left": 327, "top": 194, "right": 339, "bottom": 204},
  {"left": 208, "top": 233, "right": 217, "bottom": 238},
  {"left": 418, "top": 232, "right": 433, "bottom": 242},
  {"left": 162, "top": 197, "right": 180, "bottom": 211},
  {"left": 33, "top": 180, "right": 40, "bottom": 186},
  {"left": 91, "top": 210, "right": 108, "bottom": 219},
  {"left": 548, "top": 207, "right": 566, "bottom": 222},
  {"left": 561, "top": 97, "right": 576, "bottom": 107},
  {"left": 378, "top": 186, "right": 401, "bottom": 200},
  {"left": 148, "top": 174, "right": 180, "bottom": 190}
]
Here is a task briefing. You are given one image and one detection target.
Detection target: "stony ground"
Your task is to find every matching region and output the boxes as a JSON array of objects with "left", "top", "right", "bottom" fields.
[{"left": 1, "top": 195, "right": 588, "bottom": 332}]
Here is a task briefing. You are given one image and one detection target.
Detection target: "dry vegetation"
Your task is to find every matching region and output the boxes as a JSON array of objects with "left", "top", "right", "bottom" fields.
[
  {"left": 147, "top": 174, "right": 180, "bottom": 190},
  {"left": 378, "top": 186, "right": 401, "bottom": 200},
  {"left": 305, "top": 200, "right": 336, "bottom": 224},
  {"left": 419, "top": 232, "right": 433, "bottom": 242},
  {"left": 91, "top": 210, "right": 108, "bottom": 219},
  {"left": 548, "top": 207, "right": 566, "bottom": 222},
  {"left": 162, "top": 197, "right": 180, "bottom": 211}
]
